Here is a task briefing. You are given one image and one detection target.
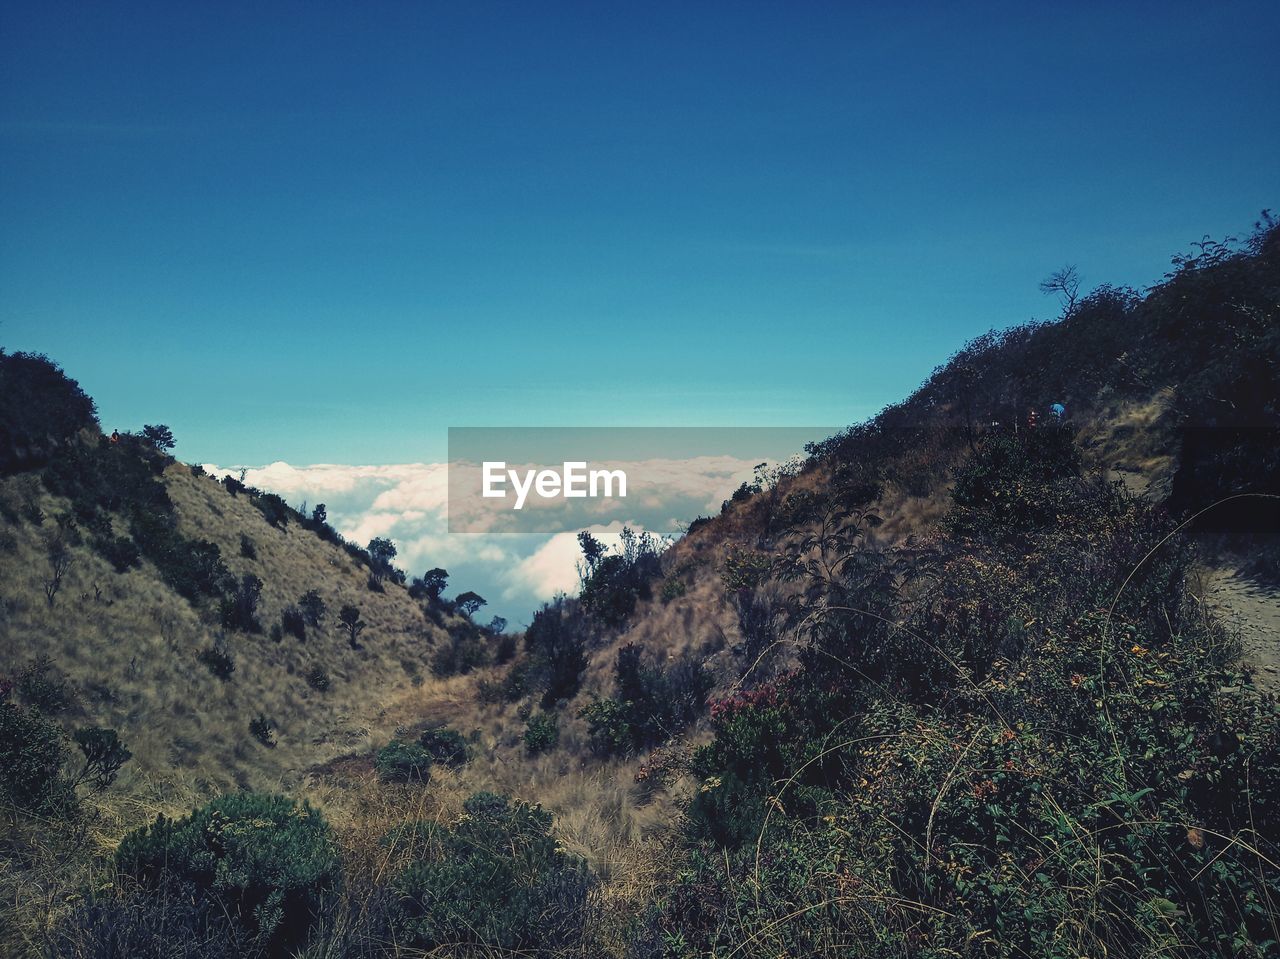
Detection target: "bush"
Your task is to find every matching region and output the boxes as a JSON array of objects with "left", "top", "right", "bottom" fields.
[
  {"left": 298, "top": 589, "right": 326, "bottom": 628},
  {"left": 219, "top": 574, "right": 263, "bottom": 632},
  {"left": 582, "top": 645, "right": 713, "bottom": 757},
  {"left": 494, "top": 632, "right": 517, "bottom": 664},
  {"left": 239, "top": 534, "right": 257, "bottom": 559},
  {"left": 305, "top": 665, "right": 330, "bottom": 692},
  {"left": 418, "top": 726, "right": 470, "bottom": 768},
  {"left": 71, "top": 726, "right": 131, "bottom": 791},
  {"left": 524, "top": 600, "right": 589, "bottom": 707},
  {"left": 114, "top": 792, "right": 341, "bottom": 953},
  {"left": 375, "top": 740, "right": 432, "bottom": 784},
  {"left": 280, "top": 605, "right": 306, "bottom": 642},
  {"left": 95, "top": 533, "right": 141, "bottom": 572},
  {"left": 16, "top": 655, "right": 74, "bottom": 713},
  {"left": 0, "top": 700, "right": 75, "bottom": 815},
  {"left": 523, "top": 712, "right": 559, "bottom": 755},
  {"left": 0, "top": 351, "right": 97, "bottom": 472},
  {"left": 252, "top": 491, "right": 292, "bottom": 528},
  {"left": 577, "top": 527, "right": 663, "bottom": 626},
  {"left": 430, "top": 622, "right": 490, "bottom": 677},
  {"left": 198, "top": 646, "right": 234, "bottom": 681},
  {"left": 249, "top": 714, "right": 277, "bottom": 748},
  {"left": 389, "top": 792, "right": 591, "bottom": 951}
]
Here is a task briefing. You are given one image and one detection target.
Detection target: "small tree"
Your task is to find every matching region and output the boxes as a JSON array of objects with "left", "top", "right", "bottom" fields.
[
  {"left": 338, "top": 604, "right": 366, "bottom": 649},
  {"left": 455, "top": 591, "right": 487, "bottom": 618},
  {"left": 311, "top": 503, "right": 327, "bottom": 526},
  {"left": 410, "top": 567, "right": 448, "bottom": 602},
  {"left": 1039, "top": 264, "right": 1081, "bottom": 316},
  {"left": 71, "top": 726, "right": 132, "bottom": 791},
  {"left": 220, "top": 574, "right": 263, "bottom": 632},
  {"left": 299, "top": 589, "right": 326, "bottom": 628},
  {"left": 486, "top": 615, "right": 508, "bottom": 635},
  {"left": 140, "top": 424, "right": 176, "bottom": 452},
  {"left": 367, "top": 537, "right": 398, "bottom": 585},
  {"left": 43, "top": 535, "right": 73, "bottom": 608}
]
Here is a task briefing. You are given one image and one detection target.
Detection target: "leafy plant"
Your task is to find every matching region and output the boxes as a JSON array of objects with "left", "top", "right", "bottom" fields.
[
  {"left": 389, "top": 792, "right": 592, "bottom": 951},
  {"left": 376, "top": 740, "right": 432, "bottom": 784},
  {"left": 523, "top": 712, "right": 559, "bottom": 755},
  {"left": 114, "top": 793, "right": 341, "bottom": 953},
  {"left": 418, "top": 726, "right": 470, "bottom": 768}
]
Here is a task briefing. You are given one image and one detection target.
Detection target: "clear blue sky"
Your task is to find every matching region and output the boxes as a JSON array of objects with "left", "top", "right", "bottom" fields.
[{"left": 2, "top": 1, "right": 1277, "bottom": 465}]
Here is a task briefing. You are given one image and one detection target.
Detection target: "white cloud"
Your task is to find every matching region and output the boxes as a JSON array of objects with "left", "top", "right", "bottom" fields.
[{"left": 201, "top": 456, "right": 765, "bottom": 624}]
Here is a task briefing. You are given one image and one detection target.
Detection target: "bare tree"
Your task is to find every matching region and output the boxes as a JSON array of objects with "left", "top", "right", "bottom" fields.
[
  {"left": 44, "top": 536, "right": 72, "bottom": 607},
  {"left": 1039, "top": 265, "right": 1081, "bottom": 316}
]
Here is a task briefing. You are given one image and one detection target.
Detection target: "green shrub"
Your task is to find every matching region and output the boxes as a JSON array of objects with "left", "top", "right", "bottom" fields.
[
  {"left": 249, "top": 714, "right": 277, "bottom": 748},
  {"left": 524, "top": 600, "right": 588, "bottom": 706},
  {"left": 418, "top": 726, "right": 470, "bottom": 767},
  {"left": 580, "top": 697, "right": 633, "bottom": 757},
  {"left": 219, "top": 573, "right": 263, "bottom": 632},
  {"left": 239, "top": 534, "right": 256, "bottom": 559},
  {"left": 114, "top": 792, "right": 341, "bottom": 953},
  {"left": 582, "top": 645, "right": 712, "bottom": 757},
  {"left": 523, "top": 712, "right": 559, "bottom": 755},
  {"left": 305, "top": 665, "right": 330, "bottom": 692},
  {"left": 0, "top": 700, "right": 75, "bottom": 815},
  {"left": 577, "top": 527, "right": 662, "bottom": 626},
  {"left": 94, "top": 534, "right": 141, "bottom": 573},
  {"left": 17, "top": 655, "right": 74, "bottom": 713},
  {"left": 198, "top": 646, "right": 234, "bottom": 681},
  {"left": 71, "top": 726, "right": 131, "bottom": 791},
  {"left": 280, "top": 605, "right": 305, "bottom": 642},
  {"left": 389, "top": 792, "right": 592, "bottom": 951},
  {"left": 375, "top": 740, "right": 432, "bottom": 784},
  {"left": 298, "top": 589, "right": 326, "bottom": 628},
  {"left": 429, "top": 622, "right": 490, "bottom": 677},
  {"left": 252, "top": 491, "right": 293, "bottom": 529}
]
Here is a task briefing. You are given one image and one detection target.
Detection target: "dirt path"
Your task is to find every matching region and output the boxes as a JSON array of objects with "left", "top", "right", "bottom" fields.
[{"left": 1199, "top": 567, "right": 1280, "bottom": 695}]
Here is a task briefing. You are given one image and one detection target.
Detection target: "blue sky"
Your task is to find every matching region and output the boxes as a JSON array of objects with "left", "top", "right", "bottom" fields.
[{"left": 2, "top": 1, "right": 1278, "bottom": 467}]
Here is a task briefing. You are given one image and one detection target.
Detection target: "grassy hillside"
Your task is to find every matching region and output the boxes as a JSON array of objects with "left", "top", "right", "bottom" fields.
[{"left": 1, "top": 214, "right": 1277, "bottom": 957}]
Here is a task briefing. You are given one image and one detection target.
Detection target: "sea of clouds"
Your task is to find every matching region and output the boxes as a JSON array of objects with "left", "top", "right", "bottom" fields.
[{"left": 202, "top": 457, "right": 764, "bottom": 625}]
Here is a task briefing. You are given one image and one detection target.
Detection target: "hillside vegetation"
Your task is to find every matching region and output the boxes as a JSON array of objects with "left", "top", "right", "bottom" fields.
[{"left": 1, "top": 214, "right": 1277, "bottom": 957}]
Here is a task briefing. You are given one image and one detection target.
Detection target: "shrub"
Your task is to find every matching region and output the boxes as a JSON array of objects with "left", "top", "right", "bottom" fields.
[
  {"left": 249, "top": 714, "right": 277, "bottom": 748},
  {"left": 523, "top": 712, "right": 559, "bottom": 755},
  {"left": 305, "top": 665, "right": 330, "bottom": 692},
  {"left": 280, "top": 605, "right": 306, "bottom": 642},
  {"left": 198, "top": 646, "right": 234, "bottom": 681},
  {"left": 577, "top": 526, "right": 662, "bottom": 626},
  {"left": 0, "top": 351, "right": 97, "bottom": 473},
  {"left": 582, "top": 645, "right": 713, "bottom": 756},
  {"left": 140, "top": 424, "right": 175, "bottom": 452},
  {"left": 17, "top": 655, "right": 74, "bottom": 713},
  {"left": 389, "top": 792, "right": 592, "bottom": 951},
  {"left": 114, "top": 792, "right": 341, "bottom": 953},
  {"left": 252, "top": 491, "right": 292, "bottom": 528},
  {"left": 95, "top": 534, "right": 141, "bottom": 572},
  {"left": 580, "top": 698, "right": 633, "bottom": 757},
  {"left": 239, "top": 534, "right": 257, "bottom": 559},
  {"left": 430, "top": 622, "right": 490, "bottom": 677},
  {"left": 71, "top": 726, "right": 131, "bottom": 791},
  {"left": 0, "top": 700, "right": 75, "bottom": 815},
  {"left": 524, "top": 601, "right": 589, "bottom": 706},
  {"left": 298, "top": 589, "right": 326, "bottom": 628},
  {"left": 219, "top": 574, "right": 263, "bottom": 632},
  {"left": 494, "top": 632, "right": 517, "bottom": 664},
  {"left": 419, "top": 727, "right": 470, "bottom": 768},
  {"left": 338, "top": 604, "right": 365, "bottom": 649},
  {"left": 375, "top": 740, "right": 432, "bottom": 784}
]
